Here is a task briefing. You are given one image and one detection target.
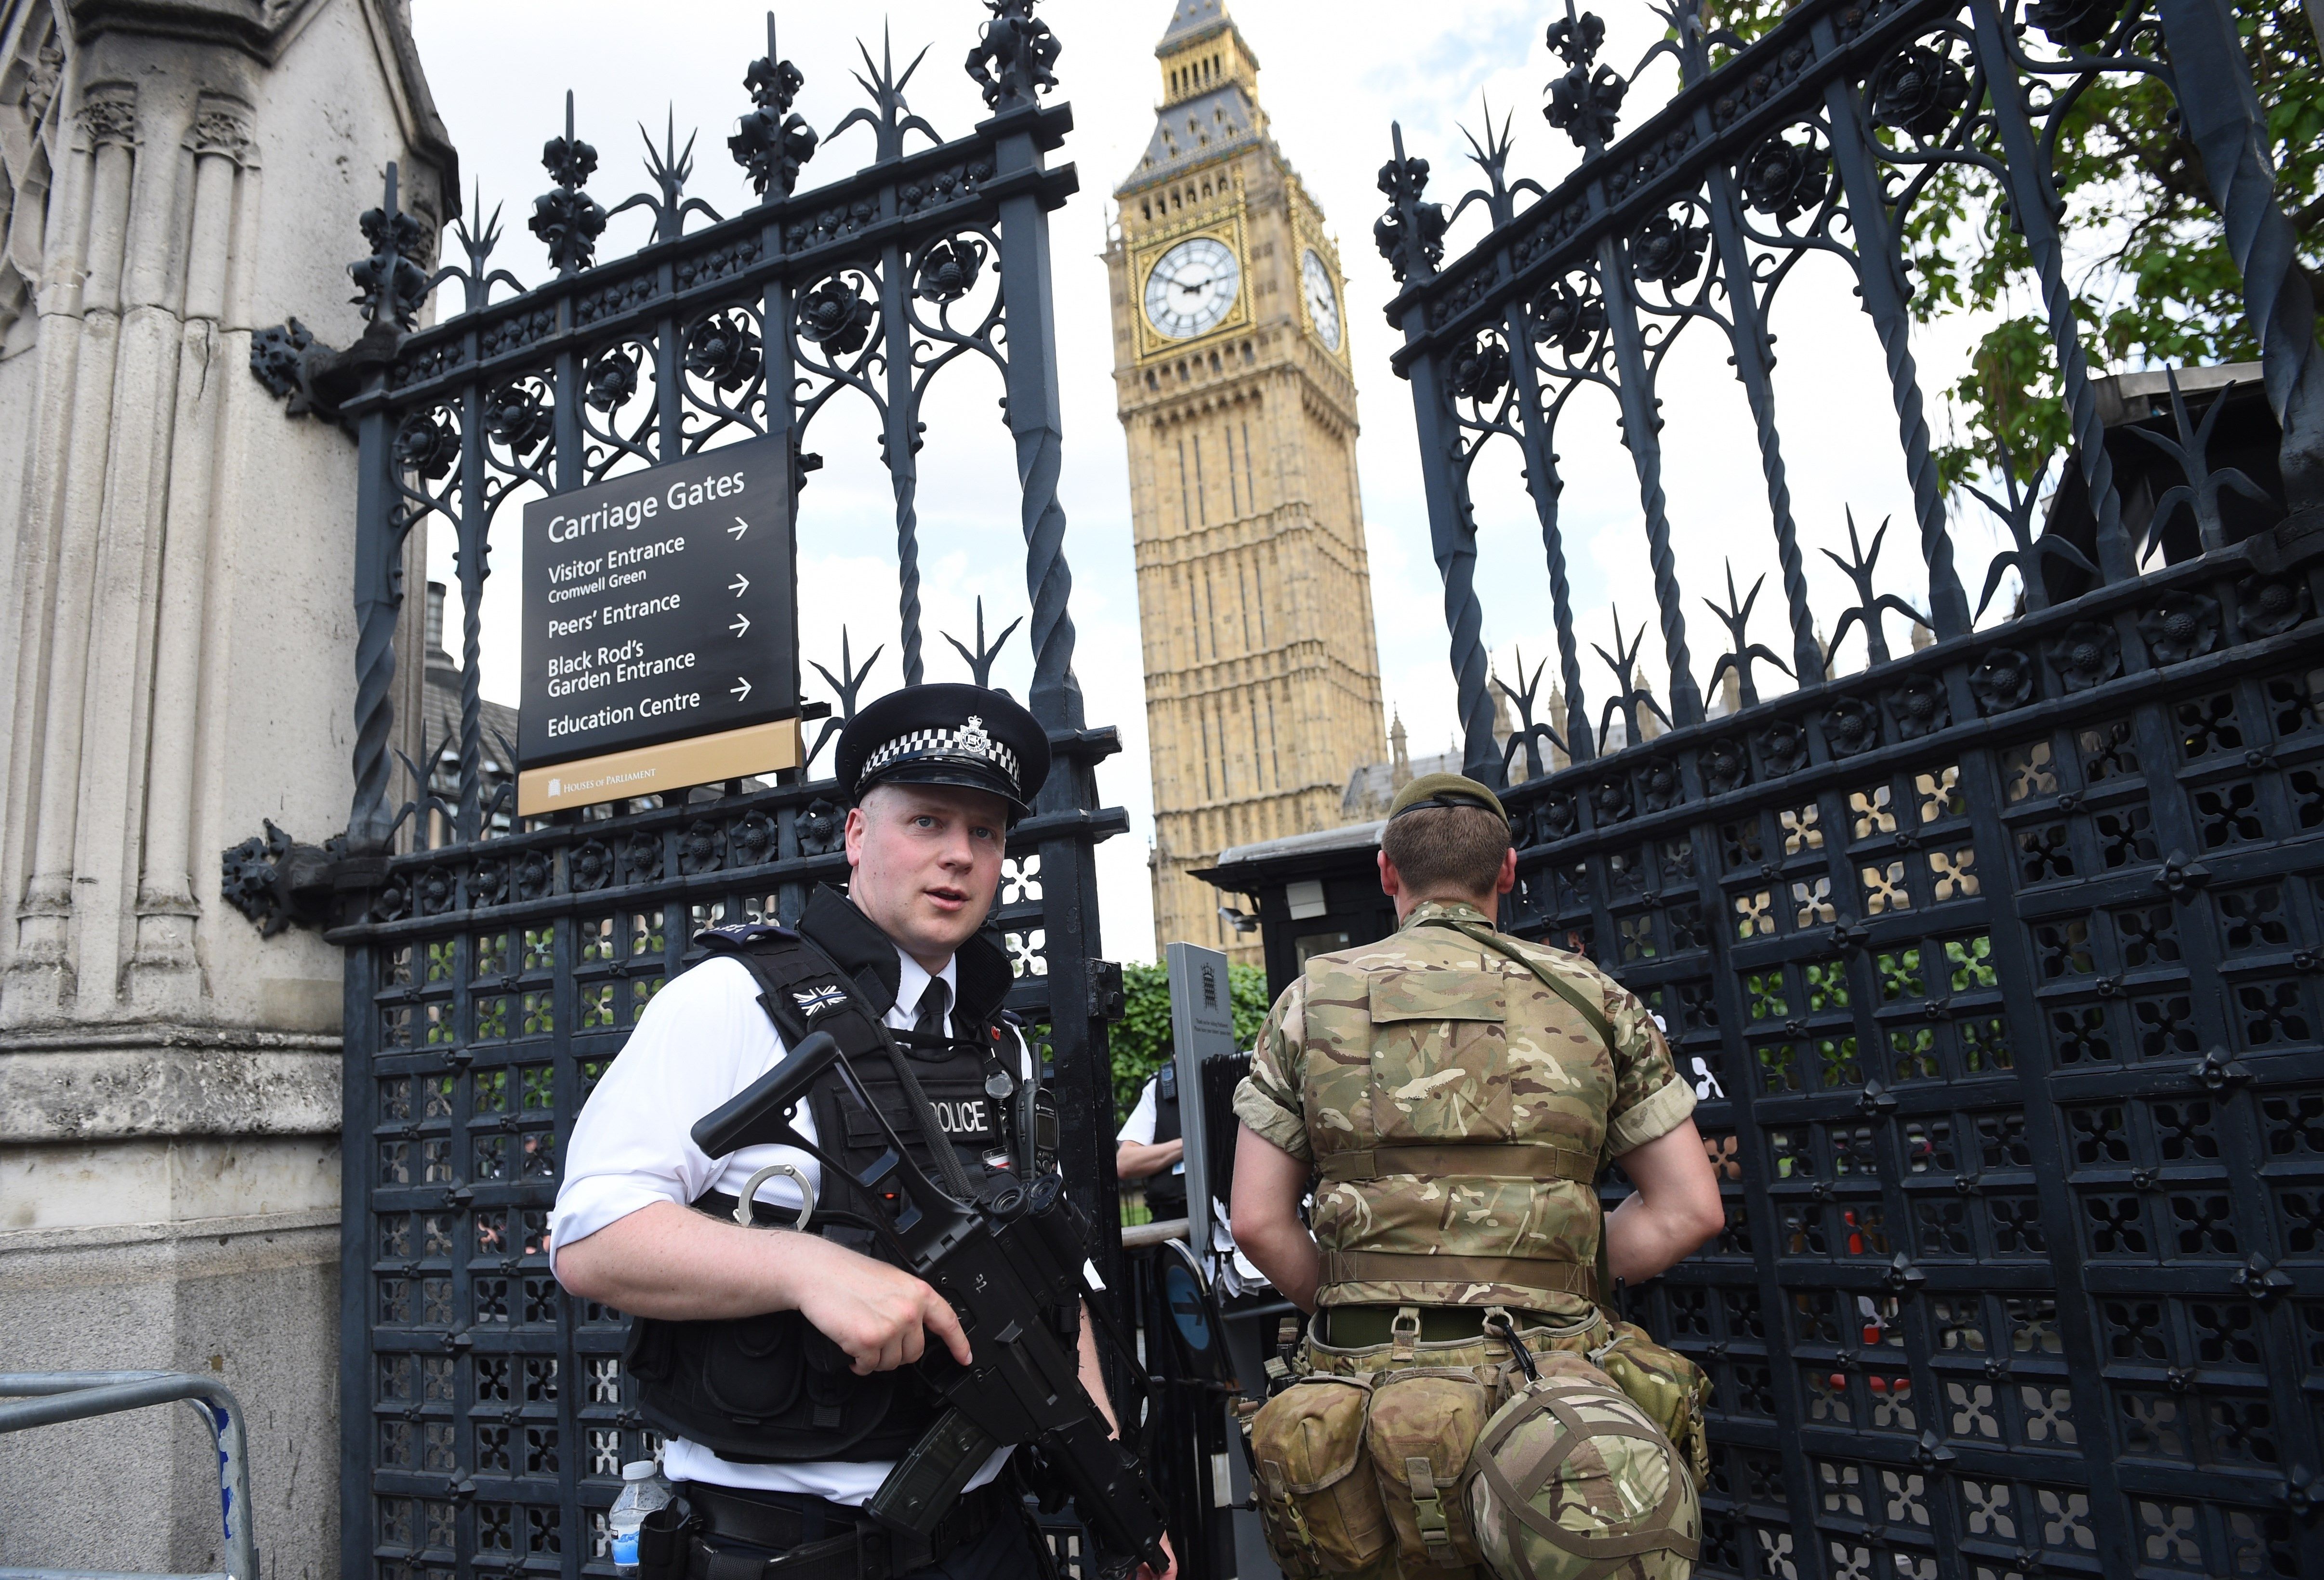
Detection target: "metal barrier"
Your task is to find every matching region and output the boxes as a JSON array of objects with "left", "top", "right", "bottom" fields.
[{"left": 0, "top": 1372, "right": 257, "bottom": 1580}]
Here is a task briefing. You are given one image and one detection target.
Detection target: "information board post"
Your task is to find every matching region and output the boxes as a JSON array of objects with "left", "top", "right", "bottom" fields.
[
  {"left": 1166, "top": 941, "right": 1238, "bottom": 1259},
  {"left": 517, "top": 441, "right": 798, "bottom": 814}
]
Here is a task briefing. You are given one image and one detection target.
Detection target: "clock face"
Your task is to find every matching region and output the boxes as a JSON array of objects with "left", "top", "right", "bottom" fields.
[
  {"left": 1144, "top": 236, "right": 1241, "bottom": 340},
  {"left": 1302, "top": 248, "right": 1342, "bottom": 352}
]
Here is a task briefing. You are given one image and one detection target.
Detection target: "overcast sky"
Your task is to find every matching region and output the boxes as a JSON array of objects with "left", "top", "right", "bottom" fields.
[{"left": 407, "top": 0, "right": 2008, "bottom": 962}]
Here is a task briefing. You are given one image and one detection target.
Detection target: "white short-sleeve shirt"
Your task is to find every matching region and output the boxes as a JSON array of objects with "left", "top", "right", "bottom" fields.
[{"left": 550, "top": 942, "right": 1030, "bottom": 1503}]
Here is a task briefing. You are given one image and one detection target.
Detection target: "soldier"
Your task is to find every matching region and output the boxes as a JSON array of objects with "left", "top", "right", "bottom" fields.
[
  {"left": 1230, "top": 772, "right": 1724, "bottom": 1580},
  {"left": 552, "top": 683, "right": 1171, "bottom": 1580}
]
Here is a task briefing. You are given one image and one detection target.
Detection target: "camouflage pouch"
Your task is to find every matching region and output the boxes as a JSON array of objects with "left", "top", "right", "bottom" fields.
[
  {"left": 1590, "top": 1319, "right": 1714, "bottom": 1488},
  {"left": 1364, "top": 1364, "right": 1499, "bottom": 1569},
  {"left": 1247, "top": 1373, "right": 1393, "bottom": 1575},
  {"left": 1466, "top": 1353, "right": 1701, "bottom": 1580}
]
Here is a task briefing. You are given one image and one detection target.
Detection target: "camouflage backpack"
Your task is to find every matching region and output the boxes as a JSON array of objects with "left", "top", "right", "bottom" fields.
[{"left": 1466, "top": 1353, "right": 1701, "bottom": 1580}]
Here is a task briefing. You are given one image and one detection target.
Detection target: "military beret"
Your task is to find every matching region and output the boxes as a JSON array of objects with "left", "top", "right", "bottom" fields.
[
  {"left": 1387, "top": 771, "right": 1507, "bottom": 823},
  {"left": 835, "top": 683, "right": 1049, "bottom": 821}
]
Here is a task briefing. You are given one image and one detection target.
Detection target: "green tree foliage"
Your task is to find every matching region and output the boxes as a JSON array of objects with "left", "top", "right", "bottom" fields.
[
  {"left": 1705, "top": 2, "right": 2322, "bottom": 493},
  {"left": 1108, "top": 961, "right": 1274, "bottom": 1117}
]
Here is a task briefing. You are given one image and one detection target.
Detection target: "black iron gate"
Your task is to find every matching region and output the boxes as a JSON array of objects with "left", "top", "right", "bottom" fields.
[
  {"left": 245, "top": 10, "right": 1130, "bottom": 1579},
  {"left": 1378, "top": 1, "right": 2321, "bottom": 1577}
]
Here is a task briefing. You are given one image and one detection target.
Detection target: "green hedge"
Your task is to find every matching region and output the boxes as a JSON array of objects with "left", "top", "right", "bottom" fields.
[{"left": 1108, "top": 960, "right": 1273, "bottom": 1118}]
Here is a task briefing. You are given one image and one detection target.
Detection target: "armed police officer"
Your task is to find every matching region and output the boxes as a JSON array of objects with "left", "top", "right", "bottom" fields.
[
  {"left": 1113, "top": 1065, "right": 1186, "bottom": 1224},
  {"left": 553, "top": 684, "right": 1171, "bottom": 1580},
  {"left": 1231, "top": 774, "right": 1724, "bottom": 1580}
]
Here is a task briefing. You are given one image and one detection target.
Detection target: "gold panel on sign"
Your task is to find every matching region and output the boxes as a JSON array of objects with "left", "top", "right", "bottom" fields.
[{"left": 516, "top": 717, "right": 803, "bottom": 816}]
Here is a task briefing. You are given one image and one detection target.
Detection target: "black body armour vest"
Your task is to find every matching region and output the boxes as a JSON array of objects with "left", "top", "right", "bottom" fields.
[
  {"left": 1142, "top": 1064, "right": 1186, "bottom": 1219},
  {"left": 623, "top": 886, "right": 1057, "bottom": 1464}
]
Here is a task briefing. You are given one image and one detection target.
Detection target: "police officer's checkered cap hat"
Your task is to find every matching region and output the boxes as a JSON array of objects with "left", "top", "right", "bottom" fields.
[{"left": 836, "top": 683, "right": 1050, "bottom": 820}]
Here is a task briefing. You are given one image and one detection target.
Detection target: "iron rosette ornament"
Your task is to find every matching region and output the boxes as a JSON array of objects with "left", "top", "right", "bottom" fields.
[
  {"left": 1863, "top": 37, "right": 1972, "bottom": 146},
  {"left": 483, "top": 379, "right": 554, "bottom": 467},
  {"left": 795, "top": 270, "right": 881, "bottom": 370},
  {"left": 1884, "top": 674, "right": 1949, "bottom": 740},
  {"left": 903, "top": 229, "right": 1007, "bottom": 376},
  {"left": 2138, "top": 590, "right": 2221, "bottom": 666},
  {"left": 685, "top": 308, "right": 766, "bottom": 394},
  {"left": 2047, "top": 619, "right": 2121, "bottom": 691},
  {"left": 1823, "top": 695, "right": 1882, "bottom": 758},
  {"left": 1757, "top": 718, "right": 1810, "bottom": 777},
  {"left": 1968, "top": 647, "right": 2035, "bottom": 714},
  {"left": 1738, "top": 126, "right": 1835, "bottom": 229},
  {"left": 2235, "top": 574, "right": 2311, "bottom": 639},
  {"left": 1701, "top": 737, "right": 1751, "bottom": 796}
]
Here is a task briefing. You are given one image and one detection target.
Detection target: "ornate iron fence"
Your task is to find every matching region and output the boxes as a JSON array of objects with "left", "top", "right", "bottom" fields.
[
  {"left": 242, "top": 9, "right": 1133, "bottom": 1579},
  {"left": 1377, "top": 1, "right": 2322, "bottom": 1576}
]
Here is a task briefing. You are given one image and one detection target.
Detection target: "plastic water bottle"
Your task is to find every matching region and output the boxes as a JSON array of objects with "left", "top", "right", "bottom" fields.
[{"left": 608, "top": 1460, "right": 673, "bottom": 1578}]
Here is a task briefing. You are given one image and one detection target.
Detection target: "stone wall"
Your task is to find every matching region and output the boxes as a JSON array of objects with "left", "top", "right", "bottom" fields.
[{"left": 0, "top": 0, "right": 452, "bottom": 1573}]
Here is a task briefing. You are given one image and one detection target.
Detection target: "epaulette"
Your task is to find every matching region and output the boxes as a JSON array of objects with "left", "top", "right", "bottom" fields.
[{"left": 692, "top": 921, "right": 797, "bottom": 951}]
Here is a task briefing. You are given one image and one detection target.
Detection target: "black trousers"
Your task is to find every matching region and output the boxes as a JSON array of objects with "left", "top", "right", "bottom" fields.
[{"left": 677, "top": 1484, "right": 1046, "bottom": 1580}]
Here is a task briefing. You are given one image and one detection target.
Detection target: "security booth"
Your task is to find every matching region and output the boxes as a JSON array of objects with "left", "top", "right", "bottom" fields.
[{"left": 1192, "top": 821, "right": 1393, "bottom": 1001}]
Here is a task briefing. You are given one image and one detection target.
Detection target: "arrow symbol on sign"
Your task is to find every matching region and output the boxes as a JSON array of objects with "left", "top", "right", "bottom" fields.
[
  {"left": 731, "top": 676, "right": 753, "bottom": 701},
  {"left": 729, "top": 573, "right": 750, "bottom": 596},
  {"left": 728, "top": 515, "right": 749, "bottom": 540},
  {"left": 729, "top": 613, "right": 752, "bottom": 637}
]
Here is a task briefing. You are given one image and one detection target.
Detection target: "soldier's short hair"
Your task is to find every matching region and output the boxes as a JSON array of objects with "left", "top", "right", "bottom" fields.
[{"left": 1381, "top": 803, "right": 1512, "bottom": 895}]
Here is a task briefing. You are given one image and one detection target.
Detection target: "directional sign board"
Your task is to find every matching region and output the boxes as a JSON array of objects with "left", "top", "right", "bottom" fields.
[{"left": 516, "top": 441, "right": 796, "bottom": 815}]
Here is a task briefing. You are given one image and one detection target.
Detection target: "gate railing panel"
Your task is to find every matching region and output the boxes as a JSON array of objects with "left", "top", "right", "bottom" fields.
[
  {"left": 251, "top": 10, "right": 1132, "bottom": 1580},
  {"left": 1375, "top": 1, "right": 2323, "bottom": 1576}
]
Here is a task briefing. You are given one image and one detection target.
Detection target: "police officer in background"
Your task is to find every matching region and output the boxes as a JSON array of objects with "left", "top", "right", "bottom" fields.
[
  {"left": 1113, "top": 1065, "right": 1186, "bottom": 1223},
  {"left": 553, "top": 684, "right": 1172, "bottom": 1580},
  {"left": 1230, "top": 773, "right": 1724, "bottom": 1580}
]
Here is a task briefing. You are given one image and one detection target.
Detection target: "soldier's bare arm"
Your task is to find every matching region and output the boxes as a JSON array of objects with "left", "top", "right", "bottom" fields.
[
  {"left": 1229, "top": 1125, "right": 1322, "bottom": 1310},
  {"left": 1603, "top": 1118, "right": 1727, "bottom": 1285},
  {"left": 555, "top": 1200, "right": 973, "bottom": 1373}
]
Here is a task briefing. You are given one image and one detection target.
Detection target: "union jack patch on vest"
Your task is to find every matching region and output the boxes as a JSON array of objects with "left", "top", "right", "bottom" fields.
[{"left": 792, "top": 984, "right": 848, "bottom": 1016}]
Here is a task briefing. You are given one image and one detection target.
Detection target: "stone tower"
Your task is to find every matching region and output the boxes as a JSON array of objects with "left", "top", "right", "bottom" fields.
[{"left": 1104, "top": 0, "right": 1385, "bottom": 961}]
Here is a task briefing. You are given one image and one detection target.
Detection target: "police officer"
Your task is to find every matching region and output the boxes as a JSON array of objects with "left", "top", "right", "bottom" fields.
[
  {"left": 552, "top": 684, "right": 1171, "bottom": 1580},
  {"left": 1229, "top": 773, "right": 1724, "bottom": 1580},
  {"left": 1113, "top": 1066, "right": 1186, "bottom": 1223}
]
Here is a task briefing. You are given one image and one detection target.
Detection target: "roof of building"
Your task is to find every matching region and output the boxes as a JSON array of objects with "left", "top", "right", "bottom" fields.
[
  {"left": 1159, "top": 0, "right": 1237, "bottom": 52},
  {"left": 1117, "top": 82, "right": 1264, "bottom": 195},
  {"left": 421, "top": 654, "right": 520, "bottom": 778},
  {"left": 1342, "top": 746, "right": 1461, "bottom": 819},
  {"left": 1211, "top": 817, "right": 1386, "bottom": 871}
]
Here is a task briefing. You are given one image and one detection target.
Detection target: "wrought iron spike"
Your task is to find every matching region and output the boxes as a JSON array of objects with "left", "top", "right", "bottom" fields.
[
  {"left": 940, "top": 598, "right": 1025, "bottom": 692},
  {"left": 1704, "top": 561, "right": 1791, "bottom": 709},
  {"left": 1823, "top": 507, "right": 1929, "bottom": 667},
  {"left": 1592, "top": 606, "right": 1671, "bottom": 753},
  {"left": 2124, "top": 370, "right": 2274, "bottom": 563},
  {"left": 831, "top": 26, "right": 939, "bottom": 163},
  {"left": 1494, "top": 645, "right": 1568, "bottom": 781}
]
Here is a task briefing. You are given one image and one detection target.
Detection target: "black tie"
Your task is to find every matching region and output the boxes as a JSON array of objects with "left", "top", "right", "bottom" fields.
[{"left": 914, "top": 978, "right": 950, "bottom": 1040}]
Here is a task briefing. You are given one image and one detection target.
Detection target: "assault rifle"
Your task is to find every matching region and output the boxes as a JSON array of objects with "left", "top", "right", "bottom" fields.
[{"left": 694, "top": 1030, "right": 1169, "bottom": 1580}]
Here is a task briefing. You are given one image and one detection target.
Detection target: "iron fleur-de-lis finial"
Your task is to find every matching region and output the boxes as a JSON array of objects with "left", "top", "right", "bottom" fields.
[
  {"left": 1823, "top": 507, "right": 1931, "bottom": 666},
  {"left": 1705, "top": 561, "right": 1794, "bottom": 708},
  {"left": 731, "top": 12, "right": 820, "bottom": 199},
  {"left": 942, "top": 598, "right": 1025, "bottom": 692},
  {"left": 1543, "top": 0, "right": 1626, "bottom": 152},
  {"left": 1374, "top": 122, "right": 1449, "bottom": 286},
  {"left": 965, "top": 0, "right": 1061, "bottom": 114},
  {"left": 350, "top": 161, "right": 430, "bottom": 329},
  {"left": 529, "top": 91, "right": 607, "bottom": 275}
]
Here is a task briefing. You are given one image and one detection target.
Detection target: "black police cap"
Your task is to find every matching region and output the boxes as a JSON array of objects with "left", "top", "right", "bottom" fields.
[{"left": 835, "top": 683, "right": 1049, "bottom": 820}]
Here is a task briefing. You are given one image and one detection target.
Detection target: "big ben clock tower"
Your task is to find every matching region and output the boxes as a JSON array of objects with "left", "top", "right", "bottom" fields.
[{"left": 1106, "top": 0, "right": 1387, "bottom": 962}]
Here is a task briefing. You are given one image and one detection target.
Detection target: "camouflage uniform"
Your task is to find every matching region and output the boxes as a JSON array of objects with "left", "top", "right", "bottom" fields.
[
  {"left": 1233, "top": 898, "right": 1703, "bottom": 1580},
  {"left": 1232, "top": 899, "right": 1697, "bottom": 1317}
]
